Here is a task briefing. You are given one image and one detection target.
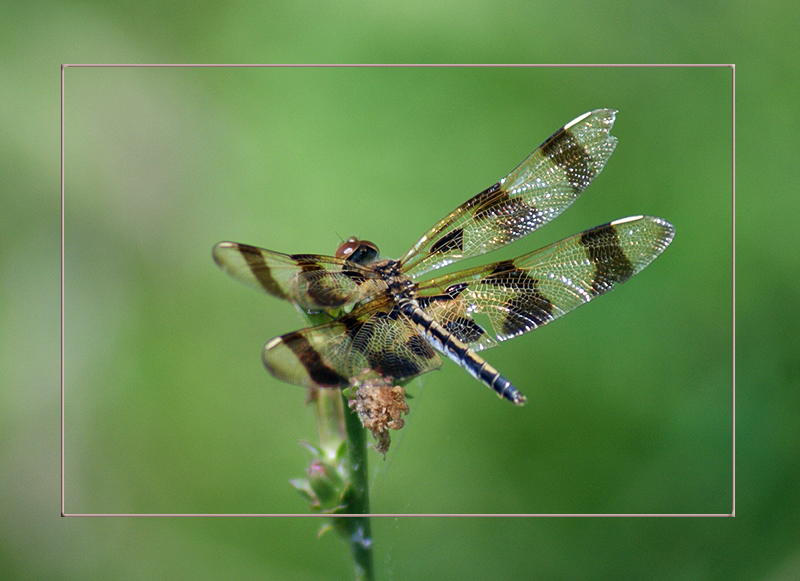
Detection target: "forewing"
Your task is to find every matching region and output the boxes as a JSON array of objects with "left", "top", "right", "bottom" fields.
[
  {"left": 262, "top": 298, "right": 442, "bottom": 389},
  {"left": 212, "top": 241, "right": 384, "bottom": 312},
  {"left": 418, "top": 216, "right": 674, "bottom": 344},
  {"left": 401, "top": 109, "right": 619, "bottom": 278}
]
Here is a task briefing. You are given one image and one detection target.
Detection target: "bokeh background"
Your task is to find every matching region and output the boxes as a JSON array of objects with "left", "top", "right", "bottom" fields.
[{"left": 2, "top": 1, "right": 795, "bottom": 579}]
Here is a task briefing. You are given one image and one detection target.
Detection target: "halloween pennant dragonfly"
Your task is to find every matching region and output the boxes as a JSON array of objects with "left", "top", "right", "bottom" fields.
[{"left": 213, "top": 109, "right": 674, "bottom": 406}]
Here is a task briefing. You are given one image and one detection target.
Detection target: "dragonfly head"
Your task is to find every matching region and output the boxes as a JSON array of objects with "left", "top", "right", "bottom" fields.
[{"left": 336, "top": 237, "right": 380, "bottom": 265}]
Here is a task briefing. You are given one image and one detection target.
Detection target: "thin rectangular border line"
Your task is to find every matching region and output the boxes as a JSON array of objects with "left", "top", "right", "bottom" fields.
[{"left": 61, "top": 63, "right": 735, "bottom": 518}]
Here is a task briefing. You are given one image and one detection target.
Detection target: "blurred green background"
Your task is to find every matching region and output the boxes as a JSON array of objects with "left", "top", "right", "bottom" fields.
[{"left": 2, "top": 0, "right": 796, "bottom": 579}]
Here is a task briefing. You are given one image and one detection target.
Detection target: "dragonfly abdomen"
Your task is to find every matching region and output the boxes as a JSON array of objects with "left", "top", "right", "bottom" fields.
[{"left": 399, "top": 300, "right": 527, "bottom": 405}]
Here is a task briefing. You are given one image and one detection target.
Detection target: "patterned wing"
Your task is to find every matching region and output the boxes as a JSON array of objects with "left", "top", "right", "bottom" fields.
[
  {"left": 415, "top": 216, "right": 675, "bottom": 348},
  {"left": 400, "top": 109, "right": 619, "bottom": 278},
  {"left": 212, "top": 241, "right": 386, "bottom": 312},
  {"left": 261, "top": 298, "right": 442, "bottom": 389}
]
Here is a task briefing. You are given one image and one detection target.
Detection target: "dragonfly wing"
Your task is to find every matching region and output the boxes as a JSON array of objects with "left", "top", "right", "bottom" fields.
[
  {"left": 401, "top": 109, "right": 619, "bottom": 277},
  {"left": 212, "top": 241, "right": 383, "bottom": 311},
  {"left": 262, "top": 300, "right": 443, "bottom": 389},
  {"left": 418, "top": 216, "right": 674, "bottom": 344}
]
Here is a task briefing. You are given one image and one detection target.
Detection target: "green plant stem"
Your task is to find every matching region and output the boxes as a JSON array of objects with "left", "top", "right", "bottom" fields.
[
  {"left": 300, "top": 310, "right": 374, "bottom": 580},
  {"left": 340, "top": 391, "right": 373, "bottom": 581},
  {"left": 312, "top": 388, "right": 374, "bottom": 581}
]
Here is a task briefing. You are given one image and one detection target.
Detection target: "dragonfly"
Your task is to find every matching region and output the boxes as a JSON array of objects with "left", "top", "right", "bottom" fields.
[{"left": 213, "top": 109, "right": 674, "bottom": 407}]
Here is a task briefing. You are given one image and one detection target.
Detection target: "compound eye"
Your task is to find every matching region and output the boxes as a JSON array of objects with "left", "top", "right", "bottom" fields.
[
  {"left": 335, "top": 237, "right": 379, "bottom": 264},
  {"left": 335, "top": 237, "right": 361, "bottom": 259}
]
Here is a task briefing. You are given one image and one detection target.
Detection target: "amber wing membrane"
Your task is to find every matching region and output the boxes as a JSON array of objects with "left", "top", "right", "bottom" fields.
[
  {"left": 415, "top": 216, "right": 675, "bottom": 349},
  {"left": 212, "top": 242, "right": 386, "bottom": 312},
  {"left": 400, "top": 109, "right": 619, "bottom": 278},
  {"left": 261, "top": 297, "right": 443, "bottom": 390}
]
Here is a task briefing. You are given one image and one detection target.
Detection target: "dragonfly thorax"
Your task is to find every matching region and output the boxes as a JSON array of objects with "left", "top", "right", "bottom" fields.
[{"left": 371, "top": 259, "right": 418, "bottom": 304}]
